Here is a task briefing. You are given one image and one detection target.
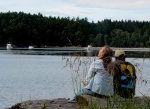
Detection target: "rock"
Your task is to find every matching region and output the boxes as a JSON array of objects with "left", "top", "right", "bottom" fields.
[
  {"left": 7, "top": 96, "right": 150, "bottom": 109},
  {"left": 80, "top": 95, "right": 150, "bottom": 108},
  {"left": 6, "top": 98, "right": 76, "bottom": 109}
]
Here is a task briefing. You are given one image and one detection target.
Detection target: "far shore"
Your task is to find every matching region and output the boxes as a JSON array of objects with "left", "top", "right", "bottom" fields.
[{"left": 0, "top": 46, "right": 150, "bottom": 51}]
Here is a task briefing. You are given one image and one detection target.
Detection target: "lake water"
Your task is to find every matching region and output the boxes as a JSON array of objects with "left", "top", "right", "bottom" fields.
[{"left": 0, "top": 49, "right": 150, "bottom": 108}]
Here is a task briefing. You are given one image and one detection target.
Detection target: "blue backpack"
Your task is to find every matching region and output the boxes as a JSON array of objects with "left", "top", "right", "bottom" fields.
[{"left": 115, "top": 62, "right": 135, "bottom": 98}]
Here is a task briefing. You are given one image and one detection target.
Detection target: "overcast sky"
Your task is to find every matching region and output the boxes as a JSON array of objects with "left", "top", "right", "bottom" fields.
[{"left": 1, "top": 0, "right": 150, "bottom": 22}]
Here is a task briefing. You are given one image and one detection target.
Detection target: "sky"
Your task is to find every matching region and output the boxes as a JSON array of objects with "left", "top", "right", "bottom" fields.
[{"left": 1, "top": 0, "right": 150, "bottom": 22}]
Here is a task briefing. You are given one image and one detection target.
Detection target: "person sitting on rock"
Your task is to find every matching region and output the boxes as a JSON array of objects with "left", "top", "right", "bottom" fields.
[
  {"left": 74, "top": 45, "right": 114, "bottom": 100},
  {"left": 112, "top": 49, "right": 137, "bottom": 98}
]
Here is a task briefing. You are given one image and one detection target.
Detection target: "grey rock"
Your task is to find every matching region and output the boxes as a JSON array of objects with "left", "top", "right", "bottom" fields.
[{"left": 6, "top": 96, "right": 150, "bottom": 109}]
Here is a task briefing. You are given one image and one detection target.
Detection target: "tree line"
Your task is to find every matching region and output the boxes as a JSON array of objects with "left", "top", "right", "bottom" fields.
[{"left": 0, "top": 12, "right": 150, "bottom": 47}]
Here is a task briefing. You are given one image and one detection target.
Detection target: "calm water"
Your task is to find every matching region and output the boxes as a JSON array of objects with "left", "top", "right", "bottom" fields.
[{"left": 0, "top": 49, "right": 150, "bottom": 108}]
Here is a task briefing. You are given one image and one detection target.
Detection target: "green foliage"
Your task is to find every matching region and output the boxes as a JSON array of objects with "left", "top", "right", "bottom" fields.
[
  {"left": 41, "top": 102, "right": 47, "bottom": 109},
  {"left": 0, "top": 12, "right": 150, "bottom": 47}
]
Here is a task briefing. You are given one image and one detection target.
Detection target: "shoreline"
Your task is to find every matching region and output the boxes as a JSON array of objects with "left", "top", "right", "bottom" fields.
[{"left": 0, "top": 46, "right": 150, "bottom": 51}]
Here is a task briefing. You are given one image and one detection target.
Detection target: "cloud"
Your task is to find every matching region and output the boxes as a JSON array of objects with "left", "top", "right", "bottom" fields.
[
  {"left": 40, "top": 0, "right": 150, "bottom": 22},
  {"left": 1, "top": 0, "right": 150, "bottom": 22},
  {"left": 46, "top": 5, "right": 88, "bottom": 15},
  {"left": 42, "top": 11, "right": 68, "bottom": 18},
  {"left": 72, "top": 0, "right": 150, "bottom": 10}
]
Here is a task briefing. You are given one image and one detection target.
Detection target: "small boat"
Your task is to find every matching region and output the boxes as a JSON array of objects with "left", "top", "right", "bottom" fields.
[
  {"left": 28, "top": 46, "right": 34, "bottom": 49},
  {"left": 86, "top": 45, "right": 93, "bottom": 52},
  {"left": 6, "top": 43, "right": 13, "bottom": 50}
]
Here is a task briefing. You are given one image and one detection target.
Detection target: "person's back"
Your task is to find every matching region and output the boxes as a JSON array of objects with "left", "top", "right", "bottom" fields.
[
  {"left": 85, "top": 59, "right": 114, "bottom": 96},
  {"left": 85, "top": 45, "right": 114, "bottom": 97},
  {"left": 113, "top": 50, "right": 136, "bottom": 98},
  {"left": 74, "top": 45, "right": 114, "bottom": 99}
]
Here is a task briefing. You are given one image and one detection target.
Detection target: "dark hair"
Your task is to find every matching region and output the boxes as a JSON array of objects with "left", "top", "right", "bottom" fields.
[{"left": 118, "top": 54, "right": 126, "bottom": 61}]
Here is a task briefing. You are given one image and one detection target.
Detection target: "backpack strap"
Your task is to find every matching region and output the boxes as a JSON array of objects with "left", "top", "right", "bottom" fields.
[
  {"left": 127, "top": 65, "right": 133, "bottom": 76},
  {"left": 120, "top": 63, "right": 133, "bottom": 76}
]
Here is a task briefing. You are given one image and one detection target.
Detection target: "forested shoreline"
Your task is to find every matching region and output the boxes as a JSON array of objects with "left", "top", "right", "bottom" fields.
[{"left": 0, "top": 12, "right": 150, "bottom": 48}]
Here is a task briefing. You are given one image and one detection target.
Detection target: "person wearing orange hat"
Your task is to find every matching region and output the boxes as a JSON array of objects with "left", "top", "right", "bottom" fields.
[
  {"left": 73, "top": 45, "right": 114, "bottom": 101},
  {"left": 113, "top": 49, "right": 137, "bottom": 98}
]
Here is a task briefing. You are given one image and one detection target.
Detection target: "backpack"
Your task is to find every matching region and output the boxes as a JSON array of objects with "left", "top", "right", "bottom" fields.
[
  {"left": 120, "top": 63, "right": 133, "bottom": 88},
  {"left": 115, "top": 62, "right": 135, "bottom": 98}
]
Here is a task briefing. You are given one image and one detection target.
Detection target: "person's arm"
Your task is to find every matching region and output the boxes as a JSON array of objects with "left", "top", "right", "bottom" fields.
[{"left": 85, "top": 61, "right": 97, "bottom": 84}]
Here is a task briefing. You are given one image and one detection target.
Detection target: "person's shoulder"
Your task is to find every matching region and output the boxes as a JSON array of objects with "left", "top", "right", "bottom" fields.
[
  {"left": 112, "top": 60, "right": 124, "bottom": 66},
  {"left": 125, "top": 61, "right": 136, "bottom": 70},
  {"left": 93, "top": 59, "right": 102, "bottom": 63},
  {"left": 125, "top": 61, "right": 135, "bottom": 67},
  {"left": 114, "top": 61, "right": 134, "bottom": 67},
  {"left": 92, "top": 59, "right": 103, "bottom": 66}
]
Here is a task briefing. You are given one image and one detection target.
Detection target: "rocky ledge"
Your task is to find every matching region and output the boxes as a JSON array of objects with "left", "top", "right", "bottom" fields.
[
  {"left": 7, "top": 95, "right": 150, "bottom": 109},
  {"left": 6, "top": 98, "right": 76, "bottom": 109}
]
